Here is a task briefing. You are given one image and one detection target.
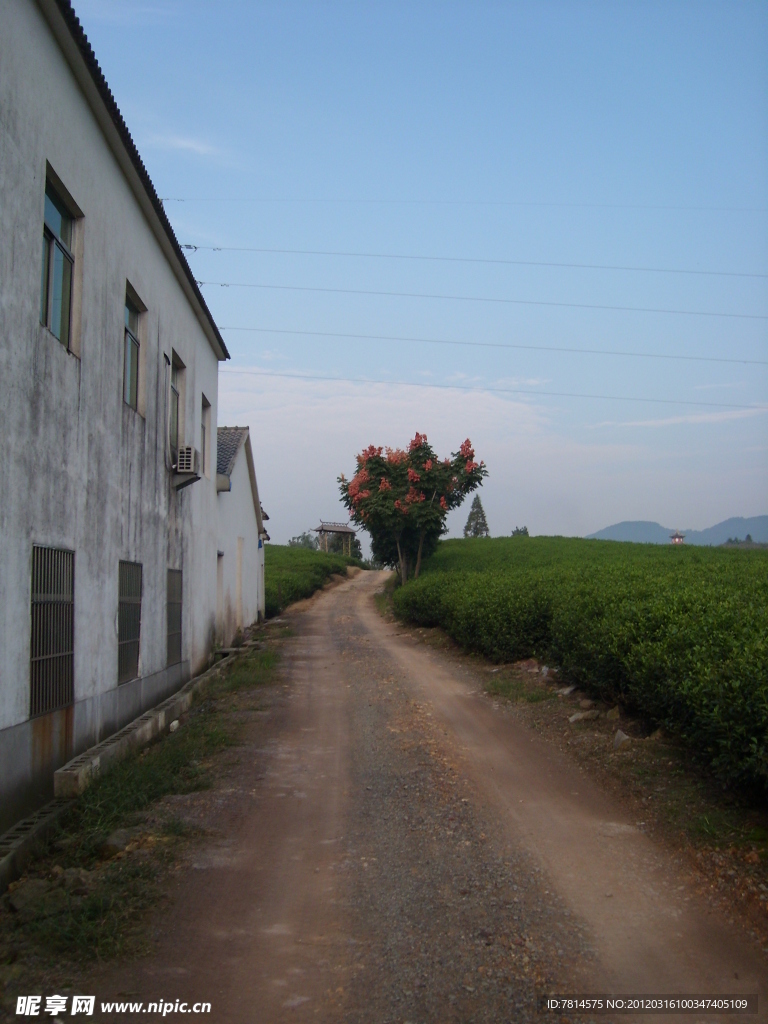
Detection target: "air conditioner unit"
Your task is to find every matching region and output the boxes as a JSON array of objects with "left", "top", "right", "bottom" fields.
[{"left": 176, "top": 446, "right": 200, "bottom": 475}]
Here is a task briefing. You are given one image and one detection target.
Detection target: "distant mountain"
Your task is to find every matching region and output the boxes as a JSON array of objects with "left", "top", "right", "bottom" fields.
[
  {"left": 586, "top": 515, "right": 768, "bottom": 546},
  {"left": 588, "top": 521, "right": 672, "bottom": 544}
]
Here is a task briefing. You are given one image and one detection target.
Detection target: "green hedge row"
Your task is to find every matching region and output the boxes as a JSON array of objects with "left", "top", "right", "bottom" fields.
[
  {"left": 264, "top": 545, "right": 362, "bottom": 617},
  {"left": 393, "top": 538, "right": 768, "bottom": 793}
]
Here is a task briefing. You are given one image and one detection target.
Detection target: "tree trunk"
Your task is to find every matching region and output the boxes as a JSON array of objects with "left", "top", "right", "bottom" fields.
[
  {"left": 396, "top": 537, "right": 407, "bottom": 584},
  {"left": 414, "top": 530, "right": 426, "bottom": 580}
]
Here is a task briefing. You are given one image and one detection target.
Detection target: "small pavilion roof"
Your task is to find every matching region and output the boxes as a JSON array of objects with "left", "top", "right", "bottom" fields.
[{"left": 313, "top": 521, "right": 357, "bottom": 535}]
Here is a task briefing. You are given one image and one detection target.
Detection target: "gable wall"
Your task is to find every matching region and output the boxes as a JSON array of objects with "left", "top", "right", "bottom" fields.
[{"left": 216, "top": 448, "right": 264, "bottom": 645}]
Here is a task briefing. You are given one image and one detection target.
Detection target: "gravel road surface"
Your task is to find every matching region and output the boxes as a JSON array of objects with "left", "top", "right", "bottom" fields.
[{"left": 91, "top": 571, "right": 767, "bottom": 1023}]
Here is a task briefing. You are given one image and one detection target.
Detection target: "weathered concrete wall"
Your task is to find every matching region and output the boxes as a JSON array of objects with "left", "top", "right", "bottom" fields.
[
  {"left": 0, "top": 0, "right": 224, "bottom": 830},
  {"left": 216, "top": 446, "right": 264, "bottom": 645}
]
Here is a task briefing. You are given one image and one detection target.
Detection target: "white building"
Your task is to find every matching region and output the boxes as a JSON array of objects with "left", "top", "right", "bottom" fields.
[
  {"left": 216, "top": 428, "right": 269, "bottom": 644},
  {"left": 0, "top": 0, "right": 266, "bottom": 830}
]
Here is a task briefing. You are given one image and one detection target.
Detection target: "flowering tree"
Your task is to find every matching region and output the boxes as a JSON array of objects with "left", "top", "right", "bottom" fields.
[{"left": 339, "top": 433, "right": 487, "bottom": 582}]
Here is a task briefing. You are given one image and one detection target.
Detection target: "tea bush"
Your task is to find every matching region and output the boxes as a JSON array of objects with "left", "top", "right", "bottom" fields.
[{"left": 265, "top": 544, "right": 363, "bottom": 616}]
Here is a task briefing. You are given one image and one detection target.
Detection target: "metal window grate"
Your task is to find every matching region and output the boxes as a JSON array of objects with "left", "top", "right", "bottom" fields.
[
  {"left": 118, "top": 561, "right": 142, "bottom": 684},
  {"left": 167, "top": 568, "right": 182, "bottom": 666},
  {"left": 30, "top": 546, "right": 74, "bottom": 717}
]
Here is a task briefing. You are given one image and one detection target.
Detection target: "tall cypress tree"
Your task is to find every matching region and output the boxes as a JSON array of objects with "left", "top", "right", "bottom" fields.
[{"left": 463, "top": 495, "right": 490, "bottom": 538}]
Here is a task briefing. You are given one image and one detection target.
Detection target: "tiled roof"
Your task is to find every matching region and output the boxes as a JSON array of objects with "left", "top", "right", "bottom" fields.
[
  {"left": 217, "top": 427, "right": 249, "bottom": 477},
  {"left": 50, "top": 1, "right": 228, "bottom": 360},
  {"left": 314, "top": 521, "right": 356, "bottom": 534}
]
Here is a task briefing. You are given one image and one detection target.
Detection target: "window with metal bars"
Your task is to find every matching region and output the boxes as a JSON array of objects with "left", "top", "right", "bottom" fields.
[
  {"left": 167, "top": 569, "right": 182, "bottom": 666},
  {"left": 30, "top": 546, "right": 74, "bottom": 717},
  {"left": 118, "top": 561, "right": 142, "bottom": 683}
]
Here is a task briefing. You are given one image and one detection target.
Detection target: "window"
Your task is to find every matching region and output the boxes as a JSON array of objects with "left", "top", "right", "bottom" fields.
[
  {"left": 170, "top": 365, "right": 180, "bottom": 454},
  {"left": 169, "top": 353, "right": 185, "bottom": 464},
  {"left": 118, "top": 561, "right": 142, "bottom": 683},
  {"left": 40, "top": 182, "right": 74, "bottom": 348},
  {"left": 124, "top": 295, "right": 140, "bottom": 410},
  {"left": 167, "top": 569, "right": 182, "bottom": 666},
  {"left": 201, "top": 395, "right": 211, "bottom": 477},
  {"left": 30, "top": 546, "right": 74, "bottom": 717}
]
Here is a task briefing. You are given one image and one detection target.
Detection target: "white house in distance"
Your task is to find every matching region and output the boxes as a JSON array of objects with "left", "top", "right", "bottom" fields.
[
  {"left": 216, "top": 427, "right": 269, "bottom": 644},
  {"left": 0, "top": 0, "right": 267, "bottom": 831}
]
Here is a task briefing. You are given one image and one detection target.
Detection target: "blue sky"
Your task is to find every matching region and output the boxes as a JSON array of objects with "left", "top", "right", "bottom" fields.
[{"left": 77, "top": 0, "right": 767, "bottom": 544}]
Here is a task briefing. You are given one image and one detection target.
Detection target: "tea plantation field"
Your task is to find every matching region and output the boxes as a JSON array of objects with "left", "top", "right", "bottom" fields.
[
  {"left": 265, "top": 545, "right": 362, "bottom": 617},
  {"left": 393, "top": 537, "right": 768, "bottom": 793}
]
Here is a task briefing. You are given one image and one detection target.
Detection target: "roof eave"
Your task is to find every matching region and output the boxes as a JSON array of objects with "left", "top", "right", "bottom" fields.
[
  {"left": 243, "top": 434, "right": 266, "bottom": 536},
  {"left": 216, "top": 426, "right": 248, "bottom": 478}
]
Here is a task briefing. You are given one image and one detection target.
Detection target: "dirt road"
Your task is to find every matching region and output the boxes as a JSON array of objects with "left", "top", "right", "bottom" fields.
[{"left": 93, "top": 571, "right": 767, "bottom": 1022}]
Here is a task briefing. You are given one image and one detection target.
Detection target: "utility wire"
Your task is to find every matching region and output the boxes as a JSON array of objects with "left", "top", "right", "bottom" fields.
[
  {"left": 197, "top": 280, "right": 768, "bottom": 321},
  {"left": 219, "top": 367, "right": 768, "bottom": 411},
  {"left": 219, "top": 325, "right": 768, "bottom": 367},
  {"left": 182, "top": 243, "right": 766, "bottom": 280}
]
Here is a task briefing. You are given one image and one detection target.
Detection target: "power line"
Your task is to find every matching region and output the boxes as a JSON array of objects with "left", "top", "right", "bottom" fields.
[
  {"left": 219, "top": 367, "right": 768, "bottom": 411},
  {"left": 160, "top": 197, "right": 767, "bottom": 213},
  {"left": 219, "top": 325, "right": 768, "bottom": 366},
  {"left": 197, "top": 280, "right": 768, "bottom": 321},
  {"left": 182, "top": 243, "right": 767, "bottom": 280}
]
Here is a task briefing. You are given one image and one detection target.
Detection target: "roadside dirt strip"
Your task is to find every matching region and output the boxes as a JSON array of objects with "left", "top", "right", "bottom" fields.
[{"left": 91, "top": 571, "right": 766, "bottom": 1023}]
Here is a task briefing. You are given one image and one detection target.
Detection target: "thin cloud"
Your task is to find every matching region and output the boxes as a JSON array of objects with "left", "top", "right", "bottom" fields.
[
  {"left": 146, "top": 134, "right": 220, "bottom": 157},
  {"left": 588, "top": 407, "right": 768, "bottom": 429}
]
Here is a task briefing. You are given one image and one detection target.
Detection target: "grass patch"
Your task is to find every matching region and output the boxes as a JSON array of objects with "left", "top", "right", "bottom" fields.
[
  {"left": 486, "top": 672, "right": 555, "bottom": 703},
  {"left": 53, "top": 703, "right": 236, "bottom": 867},
  {"left": 374, "top": 574, "right": 397, "bottom": 619},
  {"left": 220, "top": 649, "right": 277, "bottom": 692},
  {"left": 684, "top": 807, "right": 768, "bottom": 855},
  {"left": 688, "top": 811, "right": 740, "bottom": 843},
  {"left": 21, "top": 858, "right": 161, "bottom": 961}
]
